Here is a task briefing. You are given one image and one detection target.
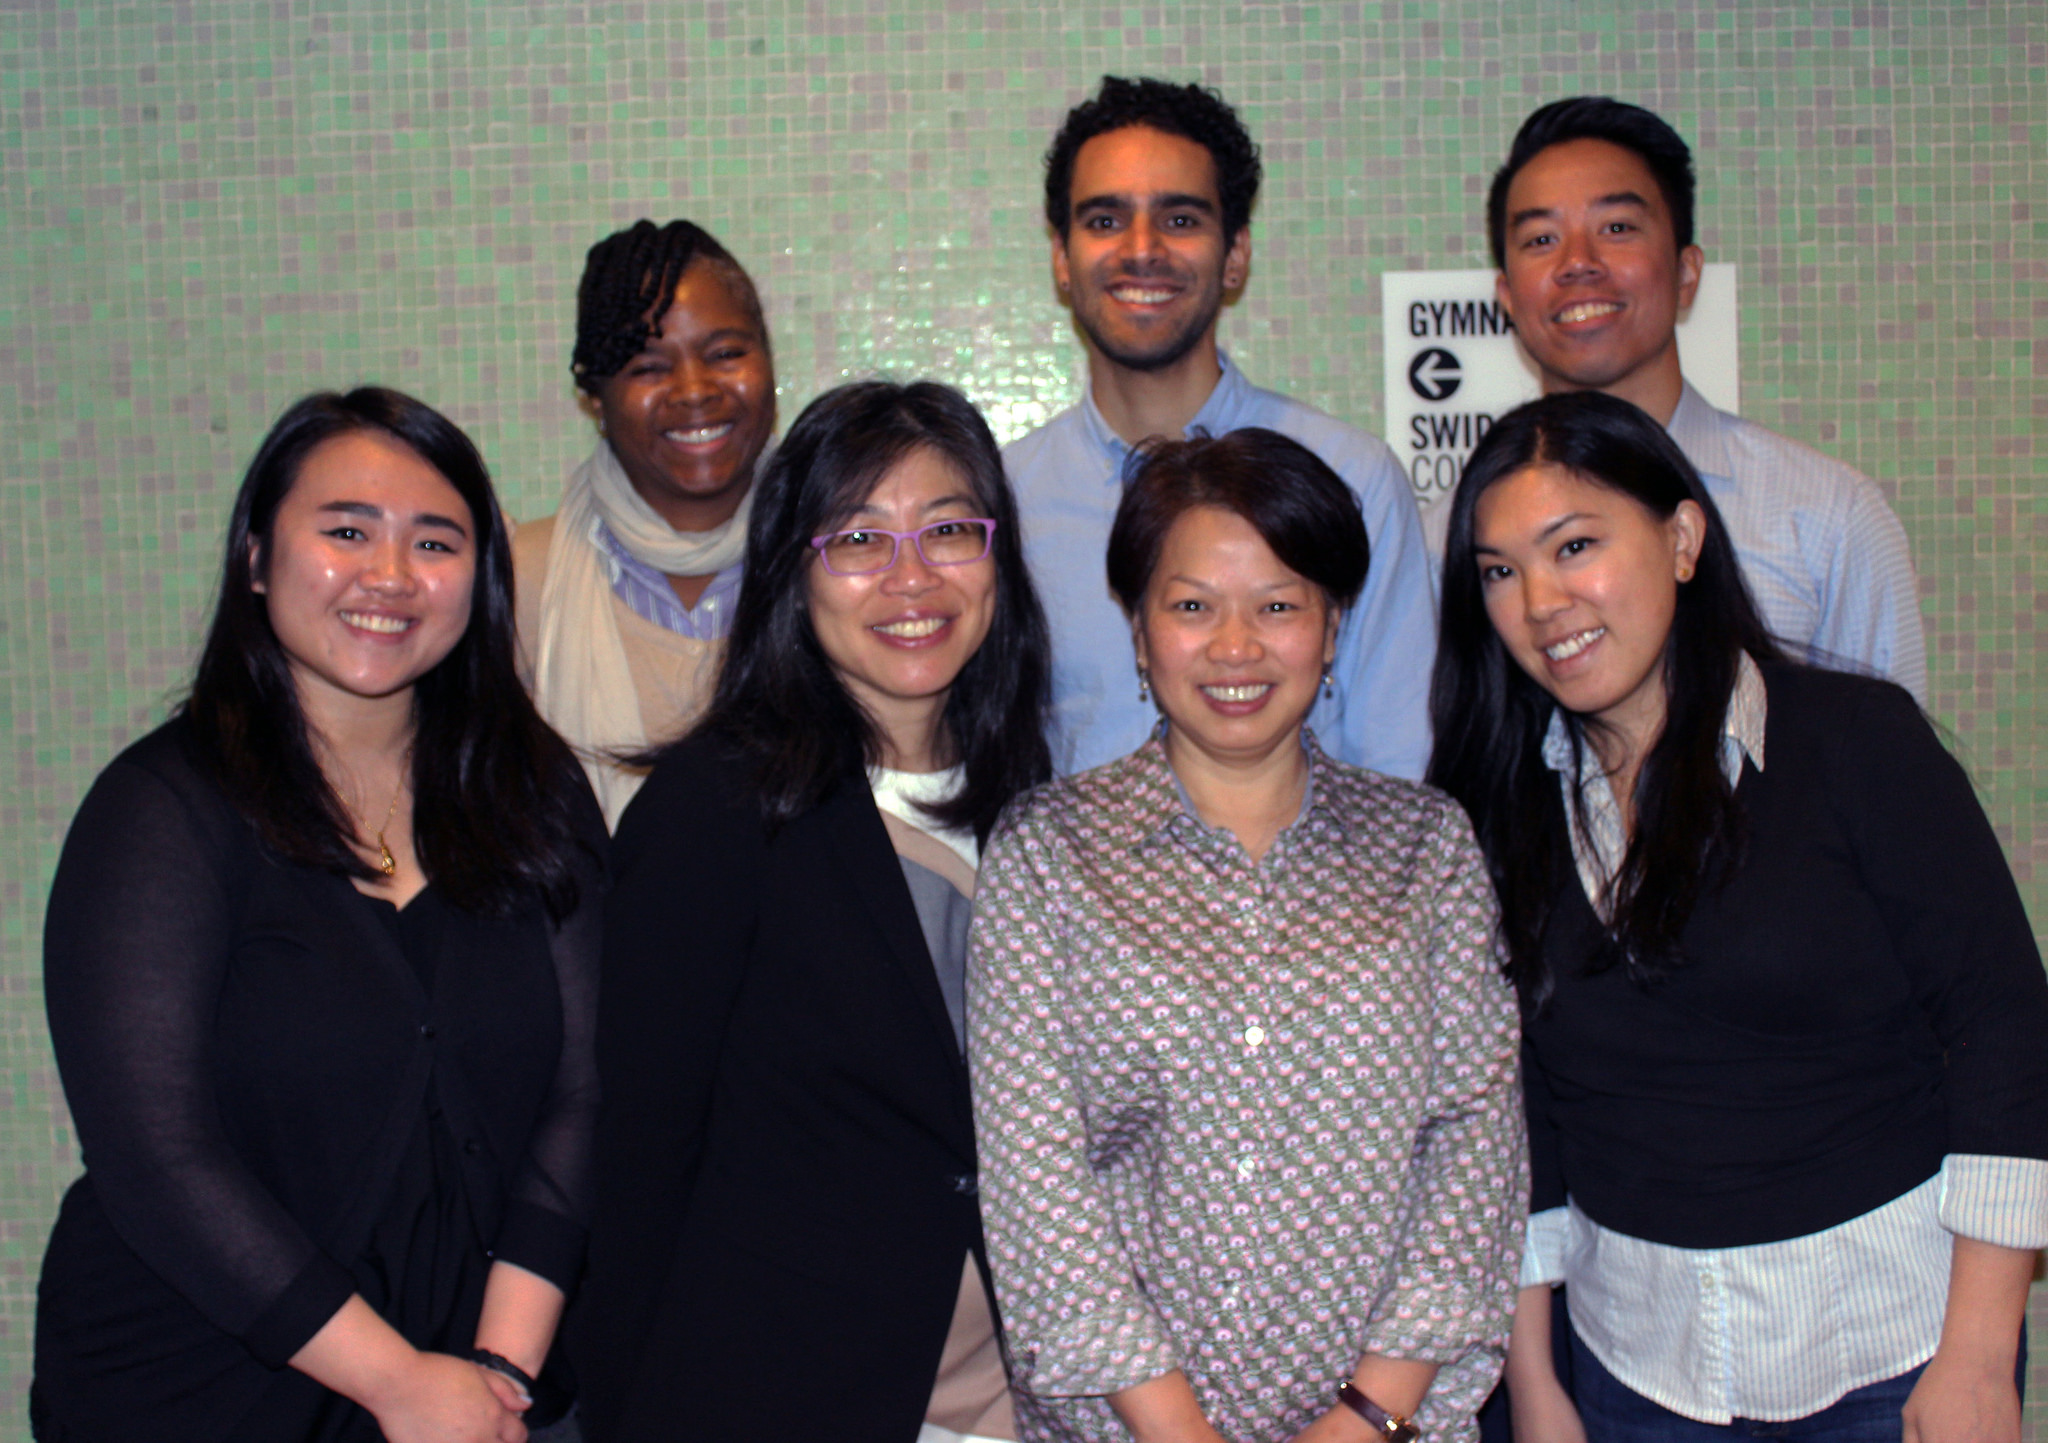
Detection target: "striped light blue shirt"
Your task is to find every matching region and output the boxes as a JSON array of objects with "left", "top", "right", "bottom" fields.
[
  {"left": 1666, "top": 383, "right": 1926, "bottom": 705},
  {"left": 1527, "top": 656, "right": 2047, "bottom": 1422},
  {"left": 592, "top": 519, "right": 741, "bottom": 641}
]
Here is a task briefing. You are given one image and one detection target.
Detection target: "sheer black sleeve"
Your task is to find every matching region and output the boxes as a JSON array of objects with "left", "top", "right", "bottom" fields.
[
  {"left": 43, "top": 747, "right": 355, "bottom": 1365},
  {"left": 489, "top": 773, "right": 607, "bottom": 1290}
]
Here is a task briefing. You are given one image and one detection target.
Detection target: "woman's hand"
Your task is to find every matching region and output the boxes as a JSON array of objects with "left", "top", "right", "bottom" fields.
[
  {"left": 290, "top": 1295, "right": 526, "bottom": 1443},
  {"left": 1287, "top": 1354, "right": 1439, "bottom": 1443},
  {"left": 473, "top": 1362, "right": 534, "bottom": 1417},
  {"left": 470, "top": 1259, "right": 564, "bottom": 1418},
  {"left": 1109, "top": 1369, "right": 1234, "bottom": 1443},
  {"left": 1286, "top": 1407, "right": 1374, "bottom": 1443},
  {"left": 1504, "top": 1284, "right": 1586, "bottom": 1443},
  {"left": 369, "top": 1351, "right": 527, "bottom": 1443},
  {"left": 1900, "top": 1237, "right": 2033, "bottom": 1443},
  {"left": 1506, "top": 1372, "right": 1588, "bottom": 1443},
  {"left": 1902, "top": 1348, "right": 2019, "bottom": 1443}
]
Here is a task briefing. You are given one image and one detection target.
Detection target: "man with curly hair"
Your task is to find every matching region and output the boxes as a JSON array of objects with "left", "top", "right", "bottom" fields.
[{"left": 1005, "top": 76, "right": 1437, "bottom": 780}]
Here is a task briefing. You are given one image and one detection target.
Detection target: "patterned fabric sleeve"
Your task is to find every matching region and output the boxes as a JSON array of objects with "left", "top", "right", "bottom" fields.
[
  {"left": 1358, "top": 798, "right": 1526, "bottom": 1433},
  {"left": 968, "top": 797, "right": 1181, "bottom": 1400}
]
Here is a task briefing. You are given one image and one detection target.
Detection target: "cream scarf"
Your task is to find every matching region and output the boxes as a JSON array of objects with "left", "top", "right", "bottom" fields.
[{"left": 533, "top": 440, "right": 755, "bottom": 825}]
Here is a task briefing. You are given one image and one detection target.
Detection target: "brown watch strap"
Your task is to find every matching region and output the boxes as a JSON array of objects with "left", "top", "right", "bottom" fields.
[{"left": 1337, "top": 1382, "right": 1420, "bottom": 1443}]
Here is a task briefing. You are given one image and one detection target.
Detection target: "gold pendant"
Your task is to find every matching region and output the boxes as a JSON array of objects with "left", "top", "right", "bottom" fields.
[{"left": 377, "top": 835, "right": 397, "bottom": 877}]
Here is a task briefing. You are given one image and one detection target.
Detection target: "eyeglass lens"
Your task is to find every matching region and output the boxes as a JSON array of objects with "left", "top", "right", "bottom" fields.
[{"left": 818, "top": 519, "right": 993, "bottom": 574}]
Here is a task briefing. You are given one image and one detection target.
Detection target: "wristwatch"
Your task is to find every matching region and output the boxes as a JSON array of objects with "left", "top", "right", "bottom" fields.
[{"left": 1337, "top": 1382, "right": 1419, "bottom": 1443}]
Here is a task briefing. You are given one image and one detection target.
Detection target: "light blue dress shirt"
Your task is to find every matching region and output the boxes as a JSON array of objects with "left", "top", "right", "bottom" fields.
[
  {"left": 1002, "top": 354, "right": 1438, "bottom": 779},
  {"left": 1665, "top": 382, "right": 1926, "bottom": 704}
]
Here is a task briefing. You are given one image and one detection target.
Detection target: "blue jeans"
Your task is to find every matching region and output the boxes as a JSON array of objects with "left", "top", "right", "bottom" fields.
[{"left": 1569, "top": 1330, "right": 1924, "bottom": 1443}]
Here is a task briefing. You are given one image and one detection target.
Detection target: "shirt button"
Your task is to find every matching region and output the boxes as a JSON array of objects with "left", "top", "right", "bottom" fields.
[
  {"left": 1236, "top": 1157, "right": 1256, "bottom": 1180},
  {"left": 1243, "top": 1024, "right": 1266, "bottom": 1047}
]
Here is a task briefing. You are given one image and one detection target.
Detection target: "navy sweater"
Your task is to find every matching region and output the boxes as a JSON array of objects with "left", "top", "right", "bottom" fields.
[{"left": 1524, "top": 663, "right": 2048, "bottom": 1249}]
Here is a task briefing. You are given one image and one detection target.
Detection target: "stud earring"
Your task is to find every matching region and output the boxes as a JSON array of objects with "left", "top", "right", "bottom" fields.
[
  {"left": 1676, "top": 562, "right": 1695, "bottom": 583},
  {"left": 1137, "top": 668, "right": 1152, "bottom": 706}
]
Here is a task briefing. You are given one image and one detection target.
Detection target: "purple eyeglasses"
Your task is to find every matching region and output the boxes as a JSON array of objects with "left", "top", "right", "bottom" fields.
[{"left": 809, "top": 518, "right": 999, "bottom": 576}]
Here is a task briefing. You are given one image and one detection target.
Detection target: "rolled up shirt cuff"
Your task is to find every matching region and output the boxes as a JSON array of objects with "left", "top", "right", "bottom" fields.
[
  {"left": 1520, "top": 1205, "right": 1570, "bottom": 1289},
  {"left": 1016, "top": 1303, "right": 1180, "bottom": 1399},
  {"left": 1938, "top": 1154, "right": 2048, "bottom": 1250}
]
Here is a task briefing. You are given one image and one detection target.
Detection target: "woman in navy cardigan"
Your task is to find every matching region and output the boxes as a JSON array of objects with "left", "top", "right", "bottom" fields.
[{"left": 1428, "top": 391, "right": 2048, "bottom": 1443}]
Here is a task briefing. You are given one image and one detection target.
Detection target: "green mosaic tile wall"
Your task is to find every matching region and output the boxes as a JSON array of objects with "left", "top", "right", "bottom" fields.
[{"left": 2, "top": 0, "right": 2041, "bottom": 1433}]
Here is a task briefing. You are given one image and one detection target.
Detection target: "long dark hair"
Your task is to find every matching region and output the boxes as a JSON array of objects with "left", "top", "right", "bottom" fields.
[
  {"left": 694, "top": 380, "right": 1053, "bottom": 842},
  {"left": 185, "top": 387, "right": 587, "bottom": 919},
  {"left": 1426, "top": 390, "right": 1781, "bottom": 1001}
]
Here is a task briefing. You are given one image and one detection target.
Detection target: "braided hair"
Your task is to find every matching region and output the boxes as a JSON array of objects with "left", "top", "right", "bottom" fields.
[{"left": 570, "top": 219, "right": 770, "bottom": 393}]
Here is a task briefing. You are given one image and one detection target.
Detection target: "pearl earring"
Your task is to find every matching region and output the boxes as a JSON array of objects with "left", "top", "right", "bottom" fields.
[
  {"left": 1321, "top": 671, "right": 1335, "bottom": 702},
  {"left": 1137, "top": 668, "right": 1152, "bottom": 706}
]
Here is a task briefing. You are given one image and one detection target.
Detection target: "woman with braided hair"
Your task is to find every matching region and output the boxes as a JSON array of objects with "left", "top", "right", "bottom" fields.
[{"left": 515, "top": 219, "right": 777, "bottom": 826}]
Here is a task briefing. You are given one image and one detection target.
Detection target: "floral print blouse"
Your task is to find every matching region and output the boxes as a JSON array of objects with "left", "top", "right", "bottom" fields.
[{"left": 968, "top": 735, "right": 1524, "bottom": 1443}]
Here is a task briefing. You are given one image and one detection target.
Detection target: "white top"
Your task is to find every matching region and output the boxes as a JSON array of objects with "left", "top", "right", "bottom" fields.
[{"left": 869, "top": 765, "right": 977, "bottom": 870}]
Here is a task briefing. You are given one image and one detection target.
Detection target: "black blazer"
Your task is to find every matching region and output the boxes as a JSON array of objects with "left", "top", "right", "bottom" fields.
[
  {"left": 34, "top": 717, "right": 602, "bottom": 1440},
  {"left": 574, "top": 729, "right": 984, "bottom": 1443}
]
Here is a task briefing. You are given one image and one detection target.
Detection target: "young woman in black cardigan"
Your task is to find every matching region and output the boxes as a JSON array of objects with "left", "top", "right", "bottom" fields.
[
  {"left": 34, "top": 389, "right": 603, "bottom": 1442},
  {"left": 1428, "top": 391, "right": 2048, "bottom": 1443},
  {"left": 574, "top": 380, "right": 1052, "bottom": 1442}
]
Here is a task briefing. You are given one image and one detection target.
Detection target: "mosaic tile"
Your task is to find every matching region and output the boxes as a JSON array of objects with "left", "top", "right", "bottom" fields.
[{"left": 1, "top": 0, "right": 2041, "bottom": 1431}]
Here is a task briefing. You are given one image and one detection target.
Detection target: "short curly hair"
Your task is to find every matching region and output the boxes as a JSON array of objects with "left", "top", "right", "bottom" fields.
[{"left": 1043, "top": 75, "right": 1262, "bottom": 242}]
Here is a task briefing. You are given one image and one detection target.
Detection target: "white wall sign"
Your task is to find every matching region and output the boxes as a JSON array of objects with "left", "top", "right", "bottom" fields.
[{"left": 1381, "top": 265, "right": 1740, "bottom": 511}]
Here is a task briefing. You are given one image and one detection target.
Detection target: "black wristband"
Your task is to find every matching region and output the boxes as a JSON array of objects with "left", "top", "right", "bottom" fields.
[{"left": 466, "top": 1347, "right": 536, "bottom": 1402}]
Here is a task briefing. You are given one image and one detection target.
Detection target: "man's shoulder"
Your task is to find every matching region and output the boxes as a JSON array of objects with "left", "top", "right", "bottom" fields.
[
  {"left": 1683, "top": 397, "right": 1881, "bottom": 497},
  {"left": 1000, "top": 402, "right": 1089, "bottom": 478},
  {"left": 1228, "top": 375, "right": 1398, "bottom": 475}
]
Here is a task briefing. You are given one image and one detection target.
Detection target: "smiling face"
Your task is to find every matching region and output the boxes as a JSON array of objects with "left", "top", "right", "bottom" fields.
[
  {"left": 1495, "top": 138, "right": 1705, "bottom": 422},
  {"left": 594, "top": 257, "right": 776, "bottom": 532},
  {"left": 1052, "top": 125, "right": 1249, "bottom": 376},
  {"left": 805, "top": 446, "right": 999, "bottom": 770},
  {"left": 1135, "top": 505, "right": 1337, "bottom": 776},
  {"left": 253, "top": 429, "right": 477, "bottom": 728},
  {"left": 1473, "top": 462, "right": 1704, "bottom": 765}
]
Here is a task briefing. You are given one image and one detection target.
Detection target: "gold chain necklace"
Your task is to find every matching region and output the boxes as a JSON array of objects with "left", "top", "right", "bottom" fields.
[{"left": 361, "top": 745, "right": 414, "bottom": 879}]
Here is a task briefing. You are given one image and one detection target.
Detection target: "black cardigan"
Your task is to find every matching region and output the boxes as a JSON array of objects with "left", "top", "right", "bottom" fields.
[
  {"left": 34, "top": 717, "right": 602, "bottom": 1439},
  {"left": 1524, "top": 663, "right": 2048, "bottom": 1249},
  {"left": 572, "top": 728, "right": 984, "bottom": 1443}
]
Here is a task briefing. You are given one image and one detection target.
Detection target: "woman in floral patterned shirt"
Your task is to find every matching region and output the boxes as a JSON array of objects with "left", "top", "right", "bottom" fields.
[{"left": 968, "top": 429, "right": 1525, "bottom": 1443}]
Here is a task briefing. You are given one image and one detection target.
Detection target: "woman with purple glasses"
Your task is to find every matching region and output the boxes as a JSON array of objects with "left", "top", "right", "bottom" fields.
[{"left": 572, "top": 381, "right": 1053, "bottom": 1443}]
